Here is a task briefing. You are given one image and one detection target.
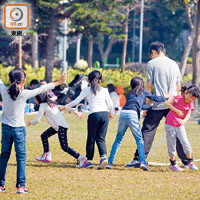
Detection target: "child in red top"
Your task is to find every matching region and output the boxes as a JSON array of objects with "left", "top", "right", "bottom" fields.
[{"left": 165, "top": 86, "right": 200, "bottom": 172}]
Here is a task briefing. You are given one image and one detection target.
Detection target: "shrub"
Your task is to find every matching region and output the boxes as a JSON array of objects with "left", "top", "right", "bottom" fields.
[{"left": 0, "top": 64, "right": 62, "bottom": 87}]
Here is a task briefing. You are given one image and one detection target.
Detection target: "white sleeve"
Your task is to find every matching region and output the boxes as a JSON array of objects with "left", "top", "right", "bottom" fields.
[
  {"left": 105, "top": 89, "right": 113, "bottom": 113},
  {"left": 0, "top": 79, "right": 7, "bottom": 93},
  {"left": 24, "top": 83, "right": 55, "bottom": 100},
  {"left": 65, "top": 88, "right": 88, "bottom": 111},
  {"left": 31, "top": 105, "right": 45, "bottom": 125}
]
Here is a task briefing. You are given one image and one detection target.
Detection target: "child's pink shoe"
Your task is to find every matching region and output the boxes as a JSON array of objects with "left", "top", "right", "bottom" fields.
[
  {"left": 0, "top": 186, "right": 5, "bottom": 193},
  {"left": 188, "top": 162, "right": 198, "bottom": 170},
  {"left": 169, "top": 164, "right": 183, "bottom": 172}
]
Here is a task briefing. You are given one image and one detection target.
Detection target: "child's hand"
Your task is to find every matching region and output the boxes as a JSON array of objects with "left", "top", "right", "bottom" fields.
[
  {"left": 142, "top": 110, "right": 148, "bottom": 118},
  {"left": 58, "top": 72, "right": 67, "bottom": 85},
  {"left": 54, "top": 72, "right": 67, "bottom": 87},
  {"left": 177, "top": 119, "right": 186, "bottom": 125},
  {"left": 73, "top": 111, "right": 83, "bottom": 119},
  {"left": 176, "top": 110, "right": 184, "bottom": 117},
  {"left": 58, "top": 105, "right": 66, "bottom": 112},
  {"left": 164, "top": 93, "right": 171, "bottom": 99},
  {"left": 109, "top": 113, "right": 113, "bottom": 119},
  {"left": 27, "top": 120, "right": 32, "bottom": 126}
]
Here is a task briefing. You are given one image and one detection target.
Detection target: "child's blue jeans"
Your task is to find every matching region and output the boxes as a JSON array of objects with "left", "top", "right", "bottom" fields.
[
  {"left": 0, "top": 123, "right": 26, "bottom": 188},
  {"left": 108, "top": 111, "right": 146, "bottom": 164}
]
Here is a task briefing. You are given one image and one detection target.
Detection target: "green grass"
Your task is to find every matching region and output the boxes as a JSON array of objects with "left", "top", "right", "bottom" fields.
[{"left": 0, "top": 113, "right": 200, "bottom": 200}]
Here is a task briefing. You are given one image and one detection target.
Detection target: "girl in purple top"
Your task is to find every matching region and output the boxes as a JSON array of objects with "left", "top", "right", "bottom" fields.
[{"left": 165, "top": 86, "right": 200, "bottom": 172}]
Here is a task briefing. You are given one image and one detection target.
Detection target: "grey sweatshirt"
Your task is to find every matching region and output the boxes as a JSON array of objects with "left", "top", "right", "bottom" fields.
[{"left": 0, "top": 79, "right": 54, "bottom": 127}]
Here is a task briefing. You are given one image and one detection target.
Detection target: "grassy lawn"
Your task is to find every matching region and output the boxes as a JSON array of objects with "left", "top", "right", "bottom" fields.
[{"left": 0, "top": 112, "right": 200, "bottom": 200}]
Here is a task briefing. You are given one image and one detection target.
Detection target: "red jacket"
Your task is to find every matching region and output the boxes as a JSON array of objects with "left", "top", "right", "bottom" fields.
[{"left": 116, "top": 86, "right": 126, "bottom": 108}]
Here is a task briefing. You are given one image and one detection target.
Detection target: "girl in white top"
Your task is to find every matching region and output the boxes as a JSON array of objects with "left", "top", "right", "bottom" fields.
[
  {"left": 27, "top": 92, "right": 87, "bottom": 168},
  {"left": 0, "top": 68, "right": 66, "bottom": 194},
  {"left": 61, "top": 70, "right": 113, "bottom": 169}
]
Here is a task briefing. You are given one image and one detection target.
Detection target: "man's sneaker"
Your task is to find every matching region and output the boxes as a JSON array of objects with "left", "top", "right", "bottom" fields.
[
  {"left": 81, "top": 161, "right": 94, "bottom": 169},
  {"left": 140, "top": 162, "right": 150, "bottom": 171},
  {"left": 169, "top": 164, "right": 184, "bottom": 172},
  {"left": 106, "top": 162, "right": 112, "bottom": 169},
  {"left": 126, "top": 159, "right": 140, "bottom": 168},
  {"left": 188, "top": 162, "right": 198, "bottom": 170},
  {"left": 0, "top": 186, "right": 5, "bottom": 193},
  {"left": 97, "top": 158, "right": 108, "bottom": 169},
  {"left": 76, "top": 155, "right": 87, "bottom": 168},
  {"left": 36, "top": 152, "right": 51, "bottom": 163},
  {"left": 16, "top": 185, "right": 28, "bottom": 194}
]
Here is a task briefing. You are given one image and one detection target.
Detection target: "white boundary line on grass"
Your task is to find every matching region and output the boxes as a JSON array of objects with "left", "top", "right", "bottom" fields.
[{"left": 148, "top": 159, "right": 200, "bottom": 166}]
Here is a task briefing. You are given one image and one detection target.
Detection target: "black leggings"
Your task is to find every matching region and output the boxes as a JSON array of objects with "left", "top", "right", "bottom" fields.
[{"left": 41, "top": 126, "right": 80, "bottom": 159}]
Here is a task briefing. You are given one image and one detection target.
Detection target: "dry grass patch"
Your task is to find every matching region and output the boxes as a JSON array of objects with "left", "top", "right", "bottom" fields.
[{"left": 0, "top": 113, "right": 200, "bottom": 199}]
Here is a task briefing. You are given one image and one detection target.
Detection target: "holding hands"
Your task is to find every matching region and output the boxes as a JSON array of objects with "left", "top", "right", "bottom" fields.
[
  {"left": 58, "top": 105, "right": 83, "bottom": 119},
  {"left": 27, "top": 120, "right": 32, "bottom": 126}
]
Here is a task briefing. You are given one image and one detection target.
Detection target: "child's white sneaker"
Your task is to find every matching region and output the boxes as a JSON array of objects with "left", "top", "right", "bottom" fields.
[
  {"left": 188, "top": 162, "right": 198, "bottom": 170},
  {"left": 76, "top": 155, "right": 87, "bottom": 168},
  {"left": 36, "top": 152, "right": 51, "bottom": 162},
  {"left": 169, "top": 164, "right": 183, "bottom": 172}
]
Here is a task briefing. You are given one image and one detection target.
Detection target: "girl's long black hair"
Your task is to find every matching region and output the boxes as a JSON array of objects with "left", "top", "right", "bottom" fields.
[
  {"left": 181, "top": 85, "right": 200, "bottom": 98},
  {"left": 7, "top": 68, "right": 26, "bottom": 100},
  {"left": 35, "top": 92, "right": 57, "bottom": 107},
  {"left": 88, "top": 70, "right": 102, "bottom": 95},
  {"left": 127, "top": 76, "right": 144, "bottom": 97}
]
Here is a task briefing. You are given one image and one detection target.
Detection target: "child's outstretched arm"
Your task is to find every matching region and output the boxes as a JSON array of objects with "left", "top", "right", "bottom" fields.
[
  {"left": 58, "top": 106, "right": 83, "bottom": 118},
  {"left": 165, "top": 98, "right": 184, "bottom": 117},
  {"left": 73, "top": 111, "right": 83, "bottom": 119},
  {"left": 53, "top": 72, "right": 67, "bottom": 87},
  {"left": 27, "top": 106, "right": 45, "bottom": 126},
  {"left": 65, "top": 89, "right": 87, "bottom": 111},
  {"left": 25, "top": 73, "right": 67, "bottom": 100}
]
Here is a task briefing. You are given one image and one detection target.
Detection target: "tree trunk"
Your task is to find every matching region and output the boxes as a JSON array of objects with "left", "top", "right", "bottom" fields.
[
  {"left": 180, "top": 28, "right": 195, "bottom": 77},
  {"left": 31, "top": 32, "right": 39, "bottom": 69},
  {"left": 120, "top": 5, "right": 129, "bottom": 72},
  {"left": 45, "top": 16, "right": 57, "bottom": 82},
  {"left": 192, "top": 0, "right": 200, "bottom": 86},
  {"left": 88, "top": 37, "right": 93, "bottom": 68},
  {"left": 98, "top": 39, "right": 116, "bottom": 67}
]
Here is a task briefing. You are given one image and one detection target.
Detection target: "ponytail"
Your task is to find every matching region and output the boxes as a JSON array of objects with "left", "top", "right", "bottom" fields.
[
  {"left": 181, "top": 86, "right": 187, "bottom": 93},
  {"left": 90, "top": 77, "right": 100, "bottom": 95},
  {"left": 7, "top": 68, "right": 26, "bottom": 100},
  {"left": 181, "top": 85, "right": 200, "bottom": 98},
  {"left": 8, "top": 82, "right": 20, "bottom": 100},
  {"left": 88, "top": 70, "right": 102, "bottom": 95}
]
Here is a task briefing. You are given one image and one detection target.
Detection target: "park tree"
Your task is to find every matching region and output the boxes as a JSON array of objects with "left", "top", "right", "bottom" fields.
[
  {"left": 164, "top": 0, "right": 200, "bottom": 87},
  {"left": 96, "top": 0, "right": 139, "bottom": 69},
  {"left": 164, "top": 0, "right": 198, "bottom": 77},
  {"left": 32, "top": 0, "right": 65, "bottom": 82},
  {"left": 29, "top": 0, "right": 89, "bottom": 82},
  {"left": 68, "top": 0, "right": 124, "bottom": 68},
  {"left": 116, "top": 1, "right": 140, "bottom": 71},
  {"left": 192, "top": 0, "right": 200, "bottom": 86}
]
